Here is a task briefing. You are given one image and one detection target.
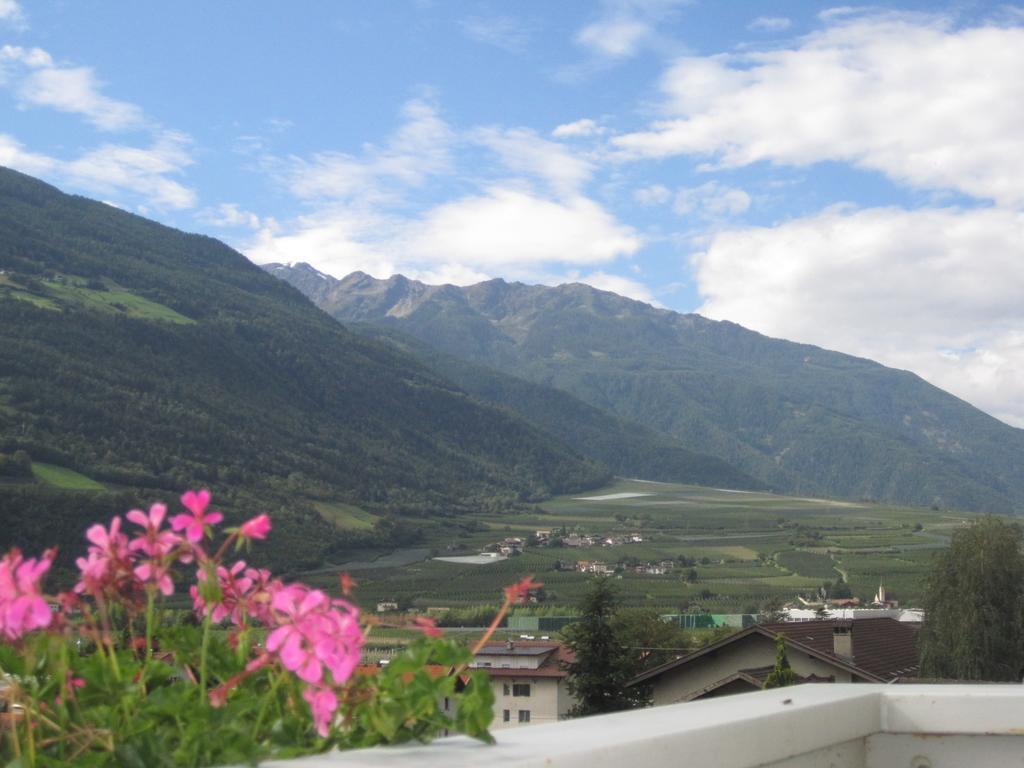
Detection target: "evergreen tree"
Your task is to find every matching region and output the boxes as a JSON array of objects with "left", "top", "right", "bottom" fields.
[
  {"left": 919, "top": 516, "right": 1024, "bottom": 681},
  {"left": 763, "top": 635, "right": 797, "bottom": 688},
  {"left": 563, "top": 577, "right": 647, "bottom": 716}
]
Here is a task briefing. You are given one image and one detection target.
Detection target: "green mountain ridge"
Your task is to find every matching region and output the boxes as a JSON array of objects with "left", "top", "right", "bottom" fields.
[
  {"left": 347, "top": 322, "right": 762, "bottom": 491},
  {"left": 265, "top": 264, "right": 1024, "bottom": 514},
  {"left": 0, "top": 167, "right": 608, "bottom": 571}
]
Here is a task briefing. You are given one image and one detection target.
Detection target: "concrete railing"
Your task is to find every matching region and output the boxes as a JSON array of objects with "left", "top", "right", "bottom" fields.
[{"left": 266, "top": 684, "right": 1024, "bottom": 768}]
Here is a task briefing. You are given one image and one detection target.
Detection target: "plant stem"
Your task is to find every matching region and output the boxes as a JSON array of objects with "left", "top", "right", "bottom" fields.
[
  {"left": 251, "top": 670, "right": 284, "bottom": 740},
  {"left": 199, "top": 612, "right": 212, "bottom": 706},
  {"left": 144, "top": 590, "right": 156, "bottom": 665}
]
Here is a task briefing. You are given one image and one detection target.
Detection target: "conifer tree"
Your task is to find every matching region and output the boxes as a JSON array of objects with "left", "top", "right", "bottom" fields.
[
  {"left": 764, "top": 635, "right": 798, "bottom": 688},
  {"left": 563, "top": 577, "right": 647, "bottom": 715}
]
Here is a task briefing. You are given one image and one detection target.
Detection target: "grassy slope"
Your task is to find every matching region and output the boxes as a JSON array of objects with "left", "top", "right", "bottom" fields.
[
  {"left": 31, "top": 461, "right": 105, "bottom": 490},
  {"left": 0, "top": 166, "right": 607, "bottom": 572}
]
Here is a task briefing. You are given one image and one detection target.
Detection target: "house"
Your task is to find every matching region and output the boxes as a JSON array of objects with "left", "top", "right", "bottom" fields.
[
  {"left": 576, "top": 560, "right": 613, "bottom": 575},
  {"left": 631, "top": 618, "right": 920, "bottom": 706},
  {"left": 470, "top": 640, "right": 577, "bottom": 728}
]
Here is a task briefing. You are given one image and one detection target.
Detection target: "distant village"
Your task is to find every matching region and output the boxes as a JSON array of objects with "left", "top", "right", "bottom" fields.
[{"left": 474, "top": 529, "right": 679, "bottom": 577}]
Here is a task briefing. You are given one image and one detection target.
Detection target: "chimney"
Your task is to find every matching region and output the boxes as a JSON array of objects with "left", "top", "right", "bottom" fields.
[{"left": 832, "top": 621, "right": 854, "bottom": 661}]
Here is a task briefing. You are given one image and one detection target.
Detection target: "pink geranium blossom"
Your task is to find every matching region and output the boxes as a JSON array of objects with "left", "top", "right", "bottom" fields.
[
  {"left": 239, "top": 514, "right": 271, "bottom": 541},
  {"left": 127, "top": 503, "right": 181, "bottom": 559},
  {"left": 127, "top": 503, "right": 185, "bottom": 596},
  {"left": 74, "top": 517, "right": 131, "bottom": 596},
  {"left": 266, "top": 584, "right": 363, "bottom": 686},
  {"left": 134, "top": 561, "right": 175, "bottom": 596},
  {"left": 171, "top": 489, "right": 223, "bottom": 543},
  {"left": 0, "top": 548, "right": 56, "bottom": 641},
  {"left": 303, "top": 686, "right": 339, "bottom": 737}
]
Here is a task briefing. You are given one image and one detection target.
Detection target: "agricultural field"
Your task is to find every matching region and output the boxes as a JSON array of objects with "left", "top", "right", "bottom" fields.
[
  {"left": 309, "top": 479, "right": 978, "bottom": 616},
  {"left": 31, "top": 462, "right": 106, "bottom": 491}
]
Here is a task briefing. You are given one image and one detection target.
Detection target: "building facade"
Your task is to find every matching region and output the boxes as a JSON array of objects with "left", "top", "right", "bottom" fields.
[{"left": 470, "top": 640, "right": 576, "bottom": 728}]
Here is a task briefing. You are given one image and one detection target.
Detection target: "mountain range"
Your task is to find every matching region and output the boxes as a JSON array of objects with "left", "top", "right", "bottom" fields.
[
  {"left": 264, "top": 264, "right": 1024, "bottom": 515},
  {"left": 0, "top": 167, "right": 607, "bottom": 571}
]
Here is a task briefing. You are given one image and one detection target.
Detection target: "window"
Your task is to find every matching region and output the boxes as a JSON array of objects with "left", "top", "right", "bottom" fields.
[
  {"left": 502, "top": 709, "right": 510, "bottom": 722},
  {"left": 512, "top": 683, "right": 531, "bottom": 697},
  {"left": 503, "top": 683, "right": 510, "bottom": 696},
  {"left": 518, "top": 710, "right": 531, "bottom": 723}
]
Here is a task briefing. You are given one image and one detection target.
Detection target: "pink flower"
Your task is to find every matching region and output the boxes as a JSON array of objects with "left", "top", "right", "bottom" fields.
[
  {"left": 504, "top": 575, "right": 543, "bottom": 605},
  {"left": 74, "top": 517, "right": 131, "bottom": 596},
  {"left": 303, "top": 686, "right": 338, "bottom": 737},
  {"left": 266, "top": 584, "right": 363, "bottom": 687},
  {"left": 134, "top": 561, "right": 174, "bottom": 596},
  {"left": 171, "top": 489, "right": 223, "bottom": 543},
  {"left": 239, "top": 514, "right": 271, "bottom": 541},
  {"left": 127, "top": 503, "right": 181, "bottom": 559},
  {"left": 0, "top": 548, "right": 56, "bottom": 641},
  {"left": 412, "top": 615, "right": 442, "bottom": 638},
  {"left": 128, "top": 503, "right": 184, "bottom": 596},
  {"left": 211, "top": 562, "right": 253, "bottom": 624}
]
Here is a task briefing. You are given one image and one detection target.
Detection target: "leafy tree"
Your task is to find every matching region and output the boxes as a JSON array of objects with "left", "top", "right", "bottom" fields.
[
  {"left": 919, "top": 516, "right": 1024, "bottom": 681},
  {"left": 830, "top": 579, "right": 853, "bottom": 599},
  {"left": 611, "top": 608, "right": 691, "bottom": 671},
  {"left": 563, "top": 577, "right": 647, "bottom": 716},
  {"left": 764, "top": 635, "right": 798, "bottom": 688}
]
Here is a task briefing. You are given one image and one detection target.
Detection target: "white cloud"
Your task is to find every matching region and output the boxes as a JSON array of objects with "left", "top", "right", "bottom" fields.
[
  {"left": 0, "top": 130, "right": 196, "bottom": 210},
  {"left": 197, "top": 203, "right": 264, "bottom": 230},
  {"left": 405, "top": 188, "right": 642, "bottom": 266},
  {"left": 633, "top": 184, "right": 671, "bottom": 205},
  {"left": 283, "top": 98, "right": 453, "bottom": 202},
  {"left": 246, "top": 209, "right": 398, "bottom": 278},
  {"left": 247, "top": 187, "right": 641, "bottom": 285},
  {"left": 0, "top": 0, "right": 24, "bottom": 27},
  {"left": 552, "top": 118, "right": 605, "bottom": 138},
  {"left": 572, "top": 0, "right": 691, "bottom": 61},
  {"left": 572, "top": 270, "right": 661, "bottom": 305},
  {"left": 694, "top": 205, "right": 1024, "bottom": 427},
  {"left": 1, "top": 45, "right": 145, "bottom": 131},
  {"left": 254, "top": 99, "right": 640, "bottom": 297},
  {"left": 0, "top": 133, "right": 57, "bottom": 175},
  {"left": 576, "top": 18, "right": 651, "bottom": 58},
  {"left": 613, "top": 15, "right": 1024, "bottom": 207},
  {"left": 674, "top": 181, "right": 750, "bottom": 217},
  {"left": 475, "top": 127, "right": 595, "bottom": 196},
  {"left": 460, "top": 16, "right": 531, "bottom": 53},
  {"left": 748, "top": 16, "right": 792, "bottom": 32}
]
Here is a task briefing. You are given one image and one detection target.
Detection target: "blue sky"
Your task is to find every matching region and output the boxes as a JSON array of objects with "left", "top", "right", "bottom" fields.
[{"left": 1, "top": 1, "right": 1023, "bottom": 427}]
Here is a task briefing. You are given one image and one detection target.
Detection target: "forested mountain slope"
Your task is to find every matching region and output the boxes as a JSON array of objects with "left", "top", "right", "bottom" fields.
[
  {"left": 0, "top": 168, "right": 607, "bottom": 570},
  {"left": 267, "top": 265, "right": 1024, "bottom": 514},
  {"left": 349, "top": 322, "right": 761, "bottom": 491}
]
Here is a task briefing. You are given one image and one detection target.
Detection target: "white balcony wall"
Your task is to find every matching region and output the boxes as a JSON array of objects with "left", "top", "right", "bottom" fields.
[{"left": 266, "top": 684, "right": 1024, "bottom": 768}]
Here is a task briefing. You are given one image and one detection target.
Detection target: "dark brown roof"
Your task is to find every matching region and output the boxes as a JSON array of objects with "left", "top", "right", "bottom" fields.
[
  {"left": 631, "top": 618, "right": 919, "bottom": 686},
  {"left": 761, "top": 618, "right": 920, "bottom": 680},
  {"left": 474, "top": 641, "right": 575, "bottom": 679}
]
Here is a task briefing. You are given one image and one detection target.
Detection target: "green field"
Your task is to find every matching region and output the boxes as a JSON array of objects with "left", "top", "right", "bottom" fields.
[
  {"left": 313, "top": 502, "right": 381, "bottom": 531},
  {"left": 0, "top": 274, "right": 194, "bottom": 324},
  {"left": 31, "top": 462, "right": 105, "bottom": 490},
  {"left": 302, "top": 479, "right": 974, "bottom": 614},
  {"left": 42, "top": 278, "right": 195, "bottom": 324}
]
